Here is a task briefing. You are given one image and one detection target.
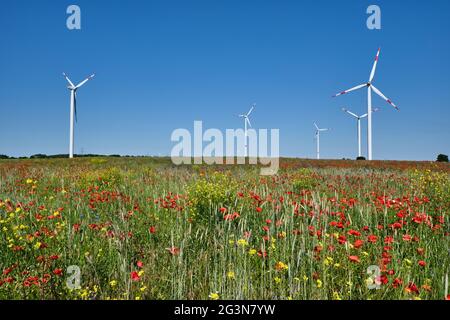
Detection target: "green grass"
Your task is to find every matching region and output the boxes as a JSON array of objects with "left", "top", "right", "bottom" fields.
[{"left": 0, "top": 157, "right": 448, "bottom": 300}]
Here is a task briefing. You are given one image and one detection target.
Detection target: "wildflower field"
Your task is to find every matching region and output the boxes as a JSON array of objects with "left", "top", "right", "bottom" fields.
[{"left": 0, "top": 157, "right": 449, "bottom": 300}]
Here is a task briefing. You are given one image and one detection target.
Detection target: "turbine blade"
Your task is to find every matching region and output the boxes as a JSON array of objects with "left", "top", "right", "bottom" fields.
[
  {"left": 314, "top": 122, "right": 319, "bottom": 130},
  {"left": 371, "top": 85, "right": 398, "bottom": 110},
  {"left": 75, "top": 74, "right": 95, "bottom": 88},
  {"left": 360, "top": 113, "right": 368, "bottom": 118},
  {"left": 369, "top": 48, "right": 381, "bottom": 82},
  {"left": 342, "top": 108, "right": 358, "bottom": 118},
  {"left": 74, "top": 92, "right": 78, "bottom": 123},
  {"left": 63, "top": 73, "right": 75, "bottom": 87},
  {"left": 246, "top": 117, "right": 252, "bottom": 128},
  {"left": 333, "top": 84, "right": 366, "bottom": 97},
  {"left": 246, "top": 105, "right": 255, "bottom": 116}
]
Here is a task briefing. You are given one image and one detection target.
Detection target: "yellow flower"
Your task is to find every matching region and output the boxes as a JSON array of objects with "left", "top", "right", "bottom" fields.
[
  {"left": 140, "top": 286, "right": 147, "bottom": 292},
  {"left": 53, "top": 211, "right": 60, "bottom": 217},
  {"left": 316, "top": 279, "right": 323, "bottom": 288},
  {"left": 138, "top": 270, "right": 145, "bottom": 277},
  {"left": 274, "top": 277, "right": 281, "bottom": 284},
  {"left": 34, "top": 242, "right": 41, "bottom": 250},
  {"left": 227, "top": 271, "right": 235, "bottom": 279},
  {"left": 237, "top": 239, "right": 248, "bottom": 247},
  {"left": 333, "top": 263, "right": 341, "bottom": 268},
  {"left": 303, "top": 275, "right": 309, "bottom": 281},
  {"left": 26, "top": 178, "right": 33, "bottom": 184},
  {"left": 274, "top": 261, "right": 288, "bottom": 272},
  {"left": 324, "top": 256, "right": 334, "bottom": 266},
  {"left": 109, "top": 280, "right": 117, "bottom": 287},
  {"left": 365, "top": 277, "right": 374, "bottom": 287},
  {"left": 248, "top": 249, "right": 257, "bottom": 255},
  {"left": 209, "top": 292, "right": 220, "bottom": 300},
  {"left": 332, "top": 292, "right": 342, "bottom": 300}
]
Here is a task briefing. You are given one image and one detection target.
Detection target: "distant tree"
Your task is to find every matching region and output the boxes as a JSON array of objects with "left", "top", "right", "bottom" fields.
[
  {"left": 0, "top": 154, "right": 9, "bottom": 159},
  {"left": 356, "top": 156, "right": 366, "bottom": 160},
  {"left": 30, "top": 154, "right": 48, "bottom": 159},
  {"left": 437, "top": 154, "right": 449, "bottom": 162}
]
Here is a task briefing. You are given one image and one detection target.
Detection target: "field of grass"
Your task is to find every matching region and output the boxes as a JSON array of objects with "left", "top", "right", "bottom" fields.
[{"left": 0, "top": 157, "right": 449, "bottom": 300}]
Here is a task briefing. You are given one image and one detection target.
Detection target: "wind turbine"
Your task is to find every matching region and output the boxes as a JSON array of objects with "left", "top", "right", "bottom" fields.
[
  {"left": 333, "top": 48, "right": 398, "bottom": 160},
  {"left": 238, "top": 103, "right": 255, "bottom": 157},
  {"left": 341, "top": 107, "right": 379, "bottom": 158},
  {"left": 314, "top": 123, "right": 329, "bottom": 160},
  {"left": 63, "top": 72, "right": 95, "bottom": 159}
]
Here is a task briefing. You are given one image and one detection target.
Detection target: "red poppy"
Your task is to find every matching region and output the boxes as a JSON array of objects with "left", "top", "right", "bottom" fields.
[
  {"left": 367, "top": 235, "right": 378, "bottom": 243},
  {"left": 402, "top": 234, "right": 412, "bottom": 242},
  {"left": 131, "top": 271, "right": 140, "bottom": 282},
  {"left": 166, "top": 246, "right": 180, "bottom": 256},
  {"left": 256, "top": 207, "right": 263, "bottom": 213},
  {"left": 149, "top": 226, "right": 156, "bottom": 234},
  {"left": 219, "top": 207, "right": 227, "bottom": 214},
  {"left": 384, "top": 236, "right": 394, "bottom": 244},
  {"left": 137, "top": 261, "right": 144, "bottom": 268},
  {"left": 53, "top": 268, "right": 63, "bottom": 276},
  {"left": 348, "top": 255, "right": 360, "bottom": 263},
  {"left": 392, "top": 278, "right": 403, "bottom": 288},
  {"left": 338, "top": 235, "right": 347, "bottom": 245},
  {"left": 353, "top": 239, "right": 364, "bottom": 249},
  {"left": 405, "top": 282, "right": 419, "bottom": 294},
  {"left": 418, "top": 260, "right": 426, "bottom": 267}
]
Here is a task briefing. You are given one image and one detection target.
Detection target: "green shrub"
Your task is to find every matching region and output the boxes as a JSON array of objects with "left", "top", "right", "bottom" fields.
[
  {"left": 187, "top": 172, "right": 238, "bottom": 222},
  {"left": 292, "top": 168, "right": 316, "bottom": 193}
]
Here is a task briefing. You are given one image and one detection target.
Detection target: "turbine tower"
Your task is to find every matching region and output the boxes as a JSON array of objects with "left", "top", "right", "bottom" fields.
[
  {"left": 63, "top": 73, "right": 95, "bottom": 159},
  {"left": 333, "top": 48, "right": 398, "bottom": 160},
  {"left": 314, "top": 123, "right": 329, "bottom": 160},
  {"left": 341, "top": 107, "right": 379, "bottom": 158},
  {"left": 238, "top": 103, "right": 255, "bottom": 157}
]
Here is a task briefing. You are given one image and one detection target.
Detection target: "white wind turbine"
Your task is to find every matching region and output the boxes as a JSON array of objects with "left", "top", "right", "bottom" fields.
[
  {"left": 333, "top": 48, "right": 398, "bottom": 160},
  {"left": 238, "top": 103, "right": 255, "bottom": 157},
  {"left": 341, "top": 107, "right": 379, "bottom": 158},
  {"left": 63, "top": 72, "right": 95, "bottom": 159},
  {"left": 314, "top": 123, "right": 329, "bottom": 160}
]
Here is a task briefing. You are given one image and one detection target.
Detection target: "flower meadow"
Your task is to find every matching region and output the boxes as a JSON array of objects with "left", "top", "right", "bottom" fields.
[{"left": 0, "top": 157, "right": 449, "bottom": 300}]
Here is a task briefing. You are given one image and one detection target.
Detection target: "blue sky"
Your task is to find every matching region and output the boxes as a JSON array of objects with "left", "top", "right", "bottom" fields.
[{"left": 1, "top": 0, "right": 449, "bottom": 160}]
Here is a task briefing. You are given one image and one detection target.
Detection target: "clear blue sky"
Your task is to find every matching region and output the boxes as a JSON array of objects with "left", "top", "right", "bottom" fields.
[{"left": 1, "top": 0, "right": 449, "bottom": 160}]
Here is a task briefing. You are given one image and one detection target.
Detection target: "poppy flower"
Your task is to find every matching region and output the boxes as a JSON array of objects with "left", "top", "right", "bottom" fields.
[
  {"left": 137, "top": 261, "right": 144, "bottom": 268},
  {"left": 149, "top": 226, "right": 156, "bottom": 234},
  {"left": 367, "top": 235, "right": 378, "bottom": 243},
  {"left": 353, "top": 239, "right": 364, "bottom": 249},
  {"left": 405, "top": 282, "right": 419, "bottom": 294},
  {"left": 348, "top": 255, "right": 360, "bottom": 263},
  {"left": 131, "top": 271, "right": 140, "bottom": 282},
  {"left": 418, "top": 260, "right": 426, "bottom": 267},
  {"left": 53, "top": 268, "right": 63, "bottom": 276},
  {"left": 256, "top": 207, "right": 262, "bottom": 213},
  {"left": 166, "top": 246, "right": 180, "bottom": 256},
  {"left": 402, "top": 234, "right": 412, "bottom": 242}
]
